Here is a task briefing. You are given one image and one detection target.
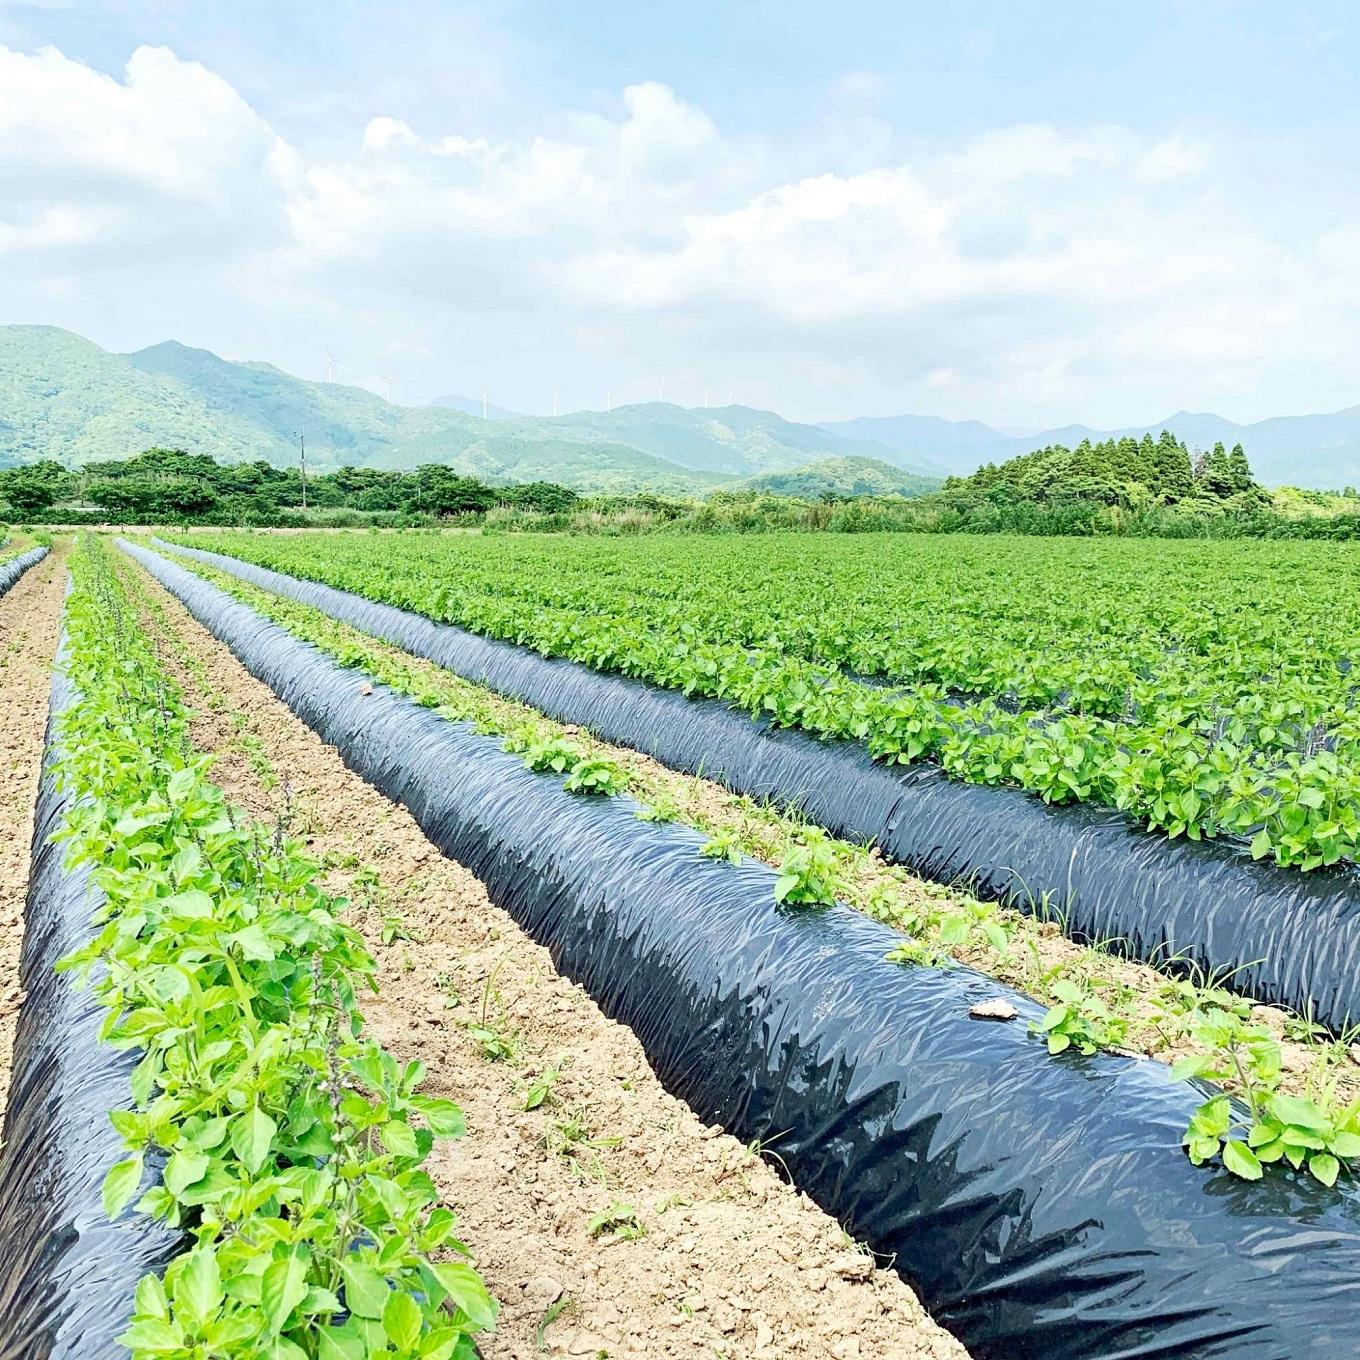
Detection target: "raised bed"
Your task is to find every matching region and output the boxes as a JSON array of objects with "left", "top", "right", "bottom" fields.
[
  {"left": 0, "top": 633, "right": 180, "bottom": 1360},
  {"left": 0, "top": 546, "right": 50, "bottom": 599},
  {"left": 157, "top": 538, "right": 1360, "bottom": 1033},
  {"left": 130, "top": 538, "right": 1360, "bottom": 1360}
]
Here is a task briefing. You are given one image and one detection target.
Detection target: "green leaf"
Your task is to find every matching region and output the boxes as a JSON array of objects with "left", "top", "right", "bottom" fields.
[
  {"left": 102, "top": 1153, "right": 144, "bottom": 1219},
  {"left": 261, "top": 1251, "right": 309, "bottom": 1335},
  {"left": 263, "top": 1340, "right": 309, "bottom": 1360},
  {"left": 317, "top": 1329, "right": 365, "bottom": 1360},
  {"left": 430, "top": 1261, "right": 499, "bottom": 1329},
  {"left": 1221, "top": 1140, "right": 1263, "bottom": 1181},
  {"left": 380, "top": 1119, "right": 420, "bottom": 1159},
  {"left": 117, "top": 1318, "right": 185, "bottom": 1353},
  {"left": 231, "top": 1106, "right": 278, "bottom": 1176},
  {"left": 412, "top": 1097, "right": 466, "bottom": 1138},
  {"left": 134, "top": 1272, "right": 170, "bottom": 1320},
  {"left": 229, "top": 924, "right": 276, "bottom": 961},
  {"left": 163, "top": 1146, "right": 210, "bottom": 1197},
  {"left": 162, "top": 888, "right": 214, "bottom": 919},
  {"left": 383, "top": 1290, "right": 423, "bottom": 1351},
  {"left": 301, "top": 1286, "right": 343, "bottom": 1315},
  {"left": 173, "top": 1247, "right": 224, "bottom": 1328},
  {"left": 1309, "top": 1153, "right": 1340, "bottom": 1188},
  {"left": 1329, "top": 1130, "right": 1360, "bottom": 1158},
  {"left": 1267, "top": 1093, "right": 1331, "bottom": 1131},
  {"left": 340, "top": 1260, "right": 389, "bottom": 1320}
]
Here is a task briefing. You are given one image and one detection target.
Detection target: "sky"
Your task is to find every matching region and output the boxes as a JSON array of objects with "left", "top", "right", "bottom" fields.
[{"left": 2, "top": 0, "right": 1359, "bottom": 427}]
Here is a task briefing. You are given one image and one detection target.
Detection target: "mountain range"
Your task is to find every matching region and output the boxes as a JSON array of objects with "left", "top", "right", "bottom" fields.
[
  {"left": 823, "top": 411, "right": 1360, "bottom": 489},
  {"left": 0, "top": 326, "right": 941, "bottom": 493},
  {"left": 1, "top": 324, "right": 1355, "bottom": 491}
]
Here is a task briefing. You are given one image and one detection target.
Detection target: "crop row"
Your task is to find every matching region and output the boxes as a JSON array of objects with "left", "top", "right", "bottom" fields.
[
  {"left": 173, "top": 531, "right": 1360, "bottom": 869},
  {"left": 151, "top": 541, "right": 1360, "bottom": 1191},
  {"left": 55, "top": 537, "right": 495, "bottom": 1360}
]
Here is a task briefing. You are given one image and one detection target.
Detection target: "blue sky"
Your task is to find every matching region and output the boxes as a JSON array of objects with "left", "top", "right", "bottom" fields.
[{"left": 2, "top": 1, "right": 1358, "bottom": 426}]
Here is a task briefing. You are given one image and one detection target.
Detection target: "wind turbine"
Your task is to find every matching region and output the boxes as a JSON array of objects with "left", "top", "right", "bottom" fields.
[
  {"left": 552, "top": 389, "right": 561, "bottom": 418},
  {"left": 481, "top": 387, "right": 488, "bottom": 420},
  {"left": 379, "top": 373, "right": 394, "bottom": 402},
  {"left": 703, "top": 387, "right": 710, "bottom": 409},
  {"left": 605, "top": 390, "right": 612, "bottom": 413},
  {"left": 324, "top": 345, "right": 343, "bottom": 384},
  {"left": 657, "top": 377, "right": 665, "bottom": 403}
]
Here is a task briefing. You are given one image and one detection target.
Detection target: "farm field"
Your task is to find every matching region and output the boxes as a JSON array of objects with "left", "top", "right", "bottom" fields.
[
  {"left": 174, "top": 530, "right": 1360, "bottom": 871},
  {"left": 2, "top": 530, "right": 1359, "bottom": 1360},
  {"left": 0, "top": 533, "right": 970, "bottom": 1360}
]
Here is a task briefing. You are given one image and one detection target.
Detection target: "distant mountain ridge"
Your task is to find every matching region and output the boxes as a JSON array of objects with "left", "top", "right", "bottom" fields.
[
  {"left": 3, "top": 324, "right": 1354, "bottom": 491},
  {"left": 823, "top": 408, "right": 1360, "bottom": 489},
  {"left": 0, "top": 325, "right": 940, "bottom": 492}
]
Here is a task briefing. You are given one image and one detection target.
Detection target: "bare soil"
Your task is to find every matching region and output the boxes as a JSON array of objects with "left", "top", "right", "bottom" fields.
[
  {"left": 127, "top": 555, "right": 970, "bottom": 1359},
  {"left": 0, "top": 545, "right": 66, "bottom": 1126}
]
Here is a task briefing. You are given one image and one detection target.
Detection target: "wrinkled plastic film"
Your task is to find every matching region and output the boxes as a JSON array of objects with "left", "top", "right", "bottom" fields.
[
  {"left": 0, "top": 630, "right": 182, "bottom": 1360},
  {"left": 155, "top": 539, "right": 1360, "bottom": 1032},
  {"left": 128, "top": 539, "right": 1360, "bottom": 1360},
  {"left": 0, "top": 546, "right": 50, "bottom": 599}
]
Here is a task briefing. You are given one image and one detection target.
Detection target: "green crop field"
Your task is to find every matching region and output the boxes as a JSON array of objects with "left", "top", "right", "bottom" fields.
[{"left": 177, "top": 530, "right": 1360, "bottom": 871}]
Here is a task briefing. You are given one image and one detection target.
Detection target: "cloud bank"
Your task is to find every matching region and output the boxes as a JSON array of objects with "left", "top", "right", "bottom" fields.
[{"left": 1, "top": 41, "right": 1356, "bottom": 424}]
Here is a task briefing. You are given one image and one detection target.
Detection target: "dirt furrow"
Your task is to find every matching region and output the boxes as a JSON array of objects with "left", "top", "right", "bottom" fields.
[
  {"left": 123, "top": 554, "right": 968, "bottom": 1360},
  {"left": 0, "top": 546, "right": 67, "bottom": 1126}
]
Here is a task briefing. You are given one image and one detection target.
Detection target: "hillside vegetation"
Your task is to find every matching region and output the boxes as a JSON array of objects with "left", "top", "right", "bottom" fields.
[
  {"left": 944, "top": 430, "right": 1269, "bottom": 511},
  {"left": 0, "top": 325, "right": 931, "bottom": 491},
  {"left": 727, "top": 455, "right": 939, "bottom": 498}
]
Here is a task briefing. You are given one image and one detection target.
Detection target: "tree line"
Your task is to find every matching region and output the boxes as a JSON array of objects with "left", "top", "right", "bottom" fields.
[
  {"left": 943, "top": 431, "right": 1271, "bottom": 510},
  {"left": 0, "top": 449, "right": 579, "bottom": 524}
]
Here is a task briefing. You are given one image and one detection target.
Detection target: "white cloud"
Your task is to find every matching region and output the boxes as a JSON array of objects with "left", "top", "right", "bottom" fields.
[
  {"left": 1, "top": 40, "right": 1355, "bottom": 424},
  {"left": 0, "top": 44, "right": 290, "bottom": 263}
]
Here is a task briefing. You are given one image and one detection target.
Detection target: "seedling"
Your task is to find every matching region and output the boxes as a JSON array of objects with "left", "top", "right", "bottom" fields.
[
  {"left": 525, "top": 1062, "right": 563, "bottom": 1111},
  {"left": 381, "top": 911, "right": 421, "bottom": 946},
  {"left": 700, "top": 827, "right": 743, "bottom": 864},
  {"left": 774, "top": 828, "right": 849, "bottom": 906},
  {"left": 563, "top": 755, "right": 627, "bottom": 795},
  {"left": 1032, "top": 976, "right": 1129, "bottom": 1056},
  {"left": 586, "top": 1203, "right": 645, "bottom": 1241}
]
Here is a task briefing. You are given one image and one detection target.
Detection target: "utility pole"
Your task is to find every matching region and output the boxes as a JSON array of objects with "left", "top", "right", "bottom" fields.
[{"left": 297, "top": 430, "right": 308, "bottom": 511}]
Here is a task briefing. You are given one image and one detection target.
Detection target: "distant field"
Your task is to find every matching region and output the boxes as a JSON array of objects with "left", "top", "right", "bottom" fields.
[{"left": 178, "top": 530, "right": 1360, "bottom": 870}]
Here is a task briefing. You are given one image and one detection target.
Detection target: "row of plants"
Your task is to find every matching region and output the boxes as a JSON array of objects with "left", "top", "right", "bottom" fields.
[
  {"left": 148, "top": 544, "right": 1360, "bottom": 1191},
  {"left": 54, "top": 535, "right": 496, "bottom": 1360},
  {"left": 167, "top": 531, "right": 1360, "bottom": 870}
]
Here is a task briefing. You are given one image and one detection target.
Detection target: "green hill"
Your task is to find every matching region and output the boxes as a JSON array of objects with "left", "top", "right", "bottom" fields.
[
  {"left": 0, "top": 326, "right": 915, "bottom": 492},
  {"left": 0, "top": 327, "right": 724, "bottom": 493},
  {"left": 725, "top": 455, "right": 941, "bottom": 498},
  {"left": 0, "top": 326, "right": 277, "bottom": 466},
  {"left": 508, "top": 402, "right": 947, "bottom": 477}
]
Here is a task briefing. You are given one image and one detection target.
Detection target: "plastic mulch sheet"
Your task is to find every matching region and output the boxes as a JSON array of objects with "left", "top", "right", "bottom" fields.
[
  {"left": 0, "top": 635, "right": 181, "bottom": 1360},
  {"left": 127, "top": 538, "right": 1360, "bottom": 1360}
]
